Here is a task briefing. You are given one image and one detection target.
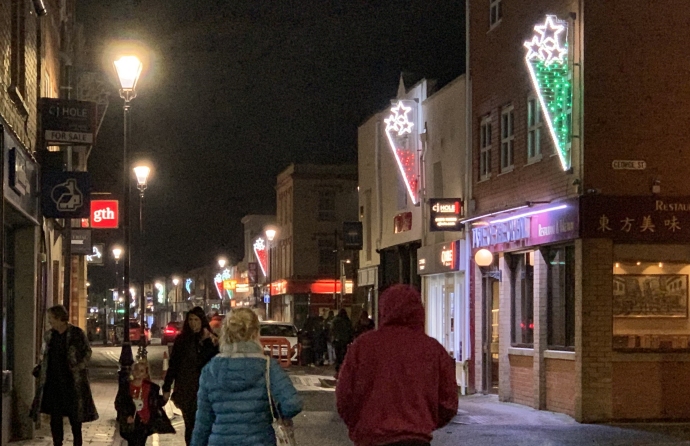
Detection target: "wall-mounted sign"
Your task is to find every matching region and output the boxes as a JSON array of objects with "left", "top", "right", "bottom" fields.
[
  {"left": 9, "top": 148, "right": 28, "bottom": 196},
  {"left": 471, "top": 200, "right": 579, "bottom": 252},
  {"left": 582, "top": 196, "right": 690, "bottom": 242},
  {"left": 248, "top": 262, "right": 258, "bottom": 285},
  {"left": 524, "top": 15, "right": 572, "bottom": 171},
  {"left": 236, "top": 283, "right": 249, "bottom": 293},
  {"left": 41, "top": 171, "right": 91, "bottom": 218},
  {"left": 90, "top": 200, "right": 119, "bottom": 228},
  {"left": 429, "top": 198, "right": 463, "bottom": 231},
  {"left": 40, "top": 98, "right": 97, "bottom": 145},
  {"left": 71, "top": 229, "right": 92, "bottom": 255},
  {"left": 384, "top": 100, "right": 420, "bottom": 205},
  {"left": 612, "top": 160, "right": 646, "bottom": 170},
  {"left": 86, "top": 243, "right": 104, "bottom": 265},
  {"left": 417, "top": 240, "right": 462, "bottom": 275},
  {"left": 342, "top": 221, "right": 363, "bottom": 250},
  {"left": 394, "top": 212, "right": 413, "bottom": 233}
]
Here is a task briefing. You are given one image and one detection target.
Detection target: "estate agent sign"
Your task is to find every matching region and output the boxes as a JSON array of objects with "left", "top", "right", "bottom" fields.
[{"left": 40, "top": 98, "right": 97, "bottom": 145}]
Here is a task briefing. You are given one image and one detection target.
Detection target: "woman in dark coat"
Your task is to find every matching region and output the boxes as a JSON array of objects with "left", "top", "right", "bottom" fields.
[
  {"left": 31, "top": 305, "right": 98, "bottom": 446},
  {"left": 162, "top": 306, "right": 218, "bottom": 445}
]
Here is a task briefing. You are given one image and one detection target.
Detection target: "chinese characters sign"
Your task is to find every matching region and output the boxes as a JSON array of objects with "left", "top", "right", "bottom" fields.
[{"left": 581, "top": 196, "right": 690, "bottom": 242}]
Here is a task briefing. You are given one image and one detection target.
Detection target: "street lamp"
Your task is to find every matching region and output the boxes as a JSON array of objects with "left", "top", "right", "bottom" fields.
[
  {"left": 265, "top": 227, "right": 277, "bottom": 320},
  {"left": 218, "top": 257, "right": 227, "bottom": 269},
  {"left": 172, "top": 277, "right": 180, "bottom": 321},
  {"left": 110, "top": 247, "right": 123, "bottom": 345},
  {"left": 114, "top": 54, "right": 142, "bottom": 376},
  {"left": 133, "top": 163, "right": 151, "bottom": 360}
]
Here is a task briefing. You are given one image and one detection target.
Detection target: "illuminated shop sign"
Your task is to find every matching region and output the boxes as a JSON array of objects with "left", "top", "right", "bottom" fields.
[
  {"left": 417, "top": 240, "right": 461, "bottom": 275},
  {"left": 471, "top": 201, "right": 579, "bottom": 251},
  {"left": 90, "top": 200, "right": 119, "bottom": 229},
  {"left": 524, "top": 15, "right": 572, "bottom": 171},
  {"left": 384, "top": 100, "right": 419, "bottom": 205},
  {"left": 441, "top": 243, "right": 456, "bottom": 269},
  {"left": 429, "top": 198, "right": 463, "bottom": 232}
]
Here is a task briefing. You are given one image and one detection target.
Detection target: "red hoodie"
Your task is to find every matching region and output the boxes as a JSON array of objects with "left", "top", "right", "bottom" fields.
[{"left": 336, "top": 285, "right": 458, "bottom": 446}]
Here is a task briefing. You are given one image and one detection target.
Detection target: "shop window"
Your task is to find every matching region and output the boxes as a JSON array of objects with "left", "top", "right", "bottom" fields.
[
  {"left": 546, "top": 245, "right": 575, "bottom": 349},
  {"left": 510, "top": 252, "right": 534, "bottom": 346},
  {"left": 613, "top": 261, "right": 690, "bottom": 352}
]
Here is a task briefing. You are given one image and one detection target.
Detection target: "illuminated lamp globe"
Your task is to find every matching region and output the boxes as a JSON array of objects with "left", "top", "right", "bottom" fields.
[{"left": 474, "top": 249, "right": 494, "bottom": 267}]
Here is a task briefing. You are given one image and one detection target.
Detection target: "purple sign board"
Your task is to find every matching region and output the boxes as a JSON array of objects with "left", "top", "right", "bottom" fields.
[{"left": 471, "top": 199, "right": 579, "bottom": 252}]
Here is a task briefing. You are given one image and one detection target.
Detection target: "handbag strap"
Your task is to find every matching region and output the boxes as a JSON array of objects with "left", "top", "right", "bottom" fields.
[{"left": 265, "top": 357, "right": 282, "bottom": 421}]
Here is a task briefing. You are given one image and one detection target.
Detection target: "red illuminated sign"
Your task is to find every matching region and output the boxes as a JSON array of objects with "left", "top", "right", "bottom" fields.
[{"left": 90, "top": 200, "right": 119, "bottom": 228}]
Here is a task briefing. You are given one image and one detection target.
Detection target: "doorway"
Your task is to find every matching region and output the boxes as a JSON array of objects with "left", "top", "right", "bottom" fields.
[{"left": 482, "top": 274, "right": 500, "bottom": 394}]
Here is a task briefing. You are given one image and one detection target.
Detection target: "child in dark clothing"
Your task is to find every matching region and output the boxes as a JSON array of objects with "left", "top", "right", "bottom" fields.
[{"left": 115, "top": 360, "right": 175, "bottom": 445}]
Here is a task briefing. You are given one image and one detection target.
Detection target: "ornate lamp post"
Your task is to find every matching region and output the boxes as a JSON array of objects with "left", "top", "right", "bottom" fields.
[
  {"left": 109, "top": 246, "right": 123, "bottom": 345},
  {"left": 134, "top": 164, "right": 151, "bottom": 360},
  {"left": 172, "top": 277, "right": 180, "bottom": 321},
  {"left": 265, "top": 227, "right": 277, "bottom": 319},
  {"left": 114, "top": 54, "right": 142, "bottom": 376}
]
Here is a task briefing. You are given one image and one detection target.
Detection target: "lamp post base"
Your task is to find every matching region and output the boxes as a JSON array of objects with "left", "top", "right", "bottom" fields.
[
  {"left": 136, "top": 342, "right": 148, "bottom": 361},
  {"left": 118, "top": 342, "right": 134, "bottom": 379}
]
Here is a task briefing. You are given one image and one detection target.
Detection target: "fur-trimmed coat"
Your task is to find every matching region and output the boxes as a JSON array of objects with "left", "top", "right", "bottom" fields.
[{"left": 30, "top": 325, "right": 99, "bottom": 423}]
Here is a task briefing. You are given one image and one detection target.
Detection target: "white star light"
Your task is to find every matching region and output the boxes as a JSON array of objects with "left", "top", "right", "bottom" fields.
[
  {"left": 524, "top": 15, "right": 567, "bottom": 66},
  {"left": 253, "top": 238, "right": 265, "bottom": 251},
  {"left": 384, "top": 102, "right": 414, "bottom": 136}
]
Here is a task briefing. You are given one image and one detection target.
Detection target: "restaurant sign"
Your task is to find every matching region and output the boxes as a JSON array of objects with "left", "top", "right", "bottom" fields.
[
  {"left": 581, "top": 196, "right": 690, "bottom": 242},
  {"left": 471, "top": 199, "right": 579, "bottom": 252}
]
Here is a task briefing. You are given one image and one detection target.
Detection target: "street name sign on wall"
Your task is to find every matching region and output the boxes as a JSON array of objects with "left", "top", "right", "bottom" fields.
[
  {"left": 611, "top": 160, "right": 646, "bottom": 170},
  {"left": 40, "top": 98, "right": 97, "bottom": 145}
]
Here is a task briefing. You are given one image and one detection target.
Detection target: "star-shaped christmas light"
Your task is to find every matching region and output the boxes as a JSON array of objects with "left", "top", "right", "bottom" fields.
[
  {"left": 384, "top": 99, "right": 419, "bottom": 205},
  {"left": 524, "top": 15, "right": 572, "bottom": 171},
  {"left": 253, "top": 237, "right": 268, "bottom": 277}
]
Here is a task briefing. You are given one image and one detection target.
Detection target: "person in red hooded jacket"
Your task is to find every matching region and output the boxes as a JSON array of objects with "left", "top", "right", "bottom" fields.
[{"left": 336, "top": 284, "right": 458, "bottom": 446}]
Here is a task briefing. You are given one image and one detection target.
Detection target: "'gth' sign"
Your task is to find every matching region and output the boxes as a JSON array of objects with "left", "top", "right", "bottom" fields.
[{"left": 90, "top": 200, "right": 119, "bottom": 228}]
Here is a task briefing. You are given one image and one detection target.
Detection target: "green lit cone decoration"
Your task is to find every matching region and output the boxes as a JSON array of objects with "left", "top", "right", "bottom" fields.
[{"left": 523, "top": 15, "right": 573, "bottom": 170}]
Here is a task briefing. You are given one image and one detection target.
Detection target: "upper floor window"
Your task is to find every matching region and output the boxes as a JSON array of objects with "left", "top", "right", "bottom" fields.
[
  {"left": 318, "top": 238, "right": 336, "bottom": 275},
  {"left": 318, "top": 190, "right": 336, "bottom": 221},
  {"left": 479, "top": 115, "right": 492, "bottom": 180},
  {"left": 10, "top": 0, "right": 27, "bottom": 102},
  {"left": 527, "top": 97, "right": 542, "bottom": 161},
  {"left": 490, "top": 0, "right": 502, "bottom": 28},
  {"left": 500, "top": 106, "right": 514, "bottom": 172}
]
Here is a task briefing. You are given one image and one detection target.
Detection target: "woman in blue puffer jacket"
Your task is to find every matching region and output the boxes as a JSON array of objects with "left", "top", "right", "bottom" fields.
[{"left": 191, "top": 308, "right": 302, "bottom": 446}]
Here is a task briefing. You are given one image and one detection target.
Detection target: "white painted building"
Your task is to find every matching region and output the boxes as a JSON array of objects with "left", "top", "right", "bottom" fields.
[{"left": 357, "top": 75, "right": 469, "bottom": 390}]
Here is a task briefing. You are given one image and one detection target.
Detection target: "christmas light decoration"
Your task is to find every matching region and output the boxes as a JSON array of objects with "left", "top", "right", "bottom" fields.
[
  {"left": 253, "top": 237, "right": 268, "bottom": 277},
  {"left": 384, "top": 100, "right": 419, "bottom": 204},
  {"left": 524, "top": 15, "right": 572, "bottom": 170},
  {"left": 185, "top": 278, "right": 193, "bottom": 295},
  {"left": 214, "top": 274, "right": 224, "bottom": 299}
]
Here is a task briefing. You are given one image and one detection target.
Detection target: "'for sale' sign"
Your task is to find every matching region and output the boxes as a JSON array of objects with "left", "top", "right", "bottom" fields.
[{"left": 90, "top": 200, "right": 119, "bottom": 228}]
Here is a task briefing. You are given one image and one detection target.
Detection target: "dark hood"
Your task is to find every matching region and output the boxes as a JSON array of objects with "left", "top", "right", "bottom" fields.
[{"left": 378, "top": 284, "right": 424, "bottom": 331}]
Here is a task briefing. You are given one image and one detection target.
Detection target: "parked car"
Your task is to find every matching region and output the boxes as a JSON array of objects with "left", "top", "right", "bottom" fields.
[
  {"left": 259, "top": 321, "right": 299, "bottom": 362},
  {"left": 161, "top": 321, "right": 183, "bottom": 345},
  {"left": 110, "top": 319, "right": 150, "bottom": 345}
]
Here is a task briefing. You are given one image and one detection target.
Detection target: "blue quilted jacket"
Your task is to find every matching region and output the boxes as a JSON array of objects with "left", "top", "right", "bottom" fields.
[{"left": 190, "top": 341, "right": 302, "bottom": 446}]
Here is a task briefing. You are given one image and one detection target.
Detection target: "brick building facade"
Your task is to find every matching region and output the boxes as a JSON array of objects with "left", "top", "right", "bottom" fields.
[{"left": 466, "top": 0, "right": 690, "bottom": 421}]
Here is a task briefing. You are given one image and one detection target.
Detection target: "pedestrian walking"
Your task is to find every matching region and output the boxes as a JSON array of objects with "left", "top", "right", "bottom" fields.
[
  {"left": 353, "top": 310, "right": 375, "bottom": 338},
  {"left": 162, "top": 306, "right": 219, "bottom": 445},
  {"left": 30, "top": 305, "right": 98, "bottom": 446},
  {"left": 336, "top": 284, "right": 458, "bottom": 446},
  {"left": 191, "top": 308, "right": 302, "bottom": 445},
  {"left": 115, "top": 360, "right": 175, "bottom": 445},
  {"left": 331, "top": 309, "right": 354, "bottom": 377},
  {"left": 324, "top": 310, "right": 335, "bottom": 365}
]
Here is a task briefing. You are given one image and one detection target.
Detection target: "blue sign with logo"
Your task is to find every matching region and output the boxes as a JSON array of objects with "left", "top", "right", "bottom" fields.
[
  {"left": 263, "top": 295, "right": 270, "bottom": 304},
  {"left": 41, "top": 171, "right": 91, "bottom": 218}
]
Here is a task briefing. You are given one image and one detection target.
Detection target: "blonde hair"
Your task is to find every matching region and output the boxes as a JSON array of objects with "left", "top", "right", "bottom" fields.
[
  {"left": 220, "top": 308, "right": 261, "bottom": 346},
  {"left": 130, "top": 359, "right": 150, "bottom": 381}
]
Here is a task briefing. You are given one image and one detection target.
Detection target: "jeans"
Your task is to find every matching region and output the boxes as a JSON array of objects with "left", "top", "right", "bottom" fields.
[
  {"left": 50, "top": 413, "right": 82, "bottom": 446},
  {"left": 327, "top": 342, "right": 335, "bottom": 363}
]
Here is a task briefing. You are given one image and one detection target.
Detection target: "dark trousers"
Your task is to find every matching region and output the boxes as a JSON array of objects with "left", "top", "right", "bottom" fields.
[
  {"left": 121, "top": 417, "right": 150, "bottom": 446},
  {"left": 382, "top": 442, "right": 430, "bottom": 446},
  {"left": 50, "top": 413, "right": 82, "bottom": 446},
  {"left": 333, "top": 341, "right": 349, "bottom": 372},
  {"left": 182, "top": 407, "right": 196, "bottom": 446}
]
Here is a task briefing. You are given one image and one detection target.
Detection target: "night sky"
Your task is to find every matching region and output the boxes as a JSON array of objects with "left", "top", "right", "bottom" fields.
[{"left": 79, "top": 0, "right": 465, "bottom": 294}]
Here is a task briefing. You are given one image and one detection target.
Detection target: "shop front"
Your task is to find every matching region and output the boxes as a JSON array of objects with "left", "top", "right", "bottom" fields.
[
  {"left": 269, "top": 279, "right": 353, "bottom": 328},
  {"left": 580, "top": 195, "right": 690, "bottom": 420},
  {"left": 468, "top": 199, "right": 579, "bottom": 412},
  {"left": 417, "top": 239, "right": 469, "bottom": 392}
]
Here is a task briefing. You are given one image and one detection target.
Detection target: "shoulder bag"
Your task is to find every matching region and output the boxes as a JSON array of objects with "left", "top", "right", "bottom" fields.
[{"left": 265, "top": 357, "right": 297, "bottom": 446}]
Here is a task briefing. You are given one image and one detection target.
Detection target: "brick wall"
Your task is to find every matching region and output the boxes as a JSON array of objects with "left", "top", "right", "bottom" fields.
[
  {"left": 509, "top": 355, "right": 534, "bottom": 407},
  {"left": 577, "top": 238, "right": 613, "bottom": 421},
  {"left": 545, "top": 359, "right": 576, "bottom": 416},
  {"left": 612, "top": 361, "right": 690, "bottom": 419}
]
